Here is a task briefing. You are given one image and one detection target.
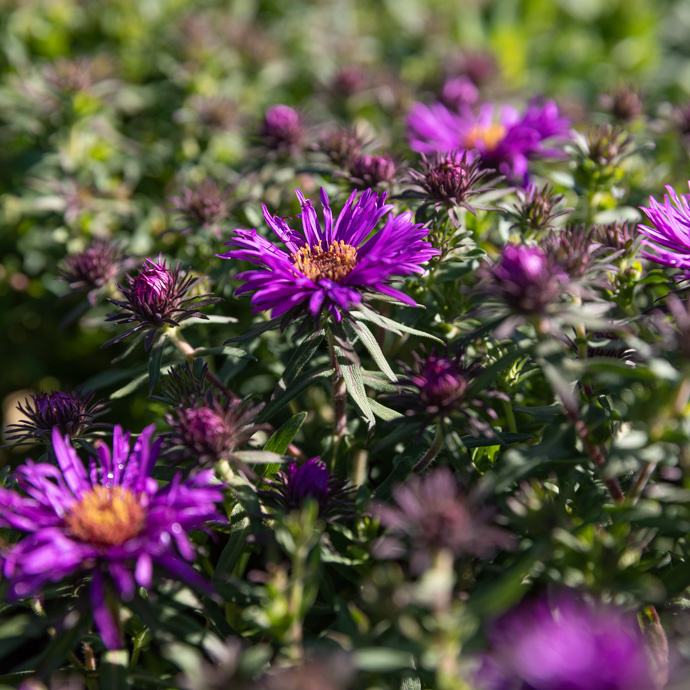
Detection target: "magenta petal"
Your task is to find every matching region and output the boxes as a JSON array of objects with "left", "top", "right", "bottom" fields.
[{"left": 90, "top": 571, "right": 123, "bottom": 650}]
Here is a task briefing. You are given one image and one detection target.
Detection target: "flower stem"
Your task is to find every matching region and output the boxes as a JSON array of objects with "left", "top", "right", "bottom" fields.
[
  {"left": 502, "top": 399, "right": 518, "bottom": 433},
  {"left": 414, "top": 425, "right": 445, "bottom": 473}
]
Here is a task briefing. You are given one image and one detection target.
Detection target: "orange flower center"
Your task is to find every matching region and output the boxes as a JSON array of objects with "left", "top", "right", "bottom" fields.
[
  {"left": 292, "top": 240, "right": 358, "bottom": 282},
  {"left": 463, "top": 123, "right": 507, "bottom": 152},
  {"left": 65, "top": 486, "right": 146, "bottom": 547}
]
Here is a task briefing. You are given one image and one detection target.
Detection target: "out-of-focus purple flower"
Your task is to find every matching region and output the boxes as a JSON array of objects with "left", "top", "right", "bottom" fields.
[
  {"left": 638, "top": 183, "right": 690, "bottom": 272},
  {"left": 346, "top": 153, "right": 397, "bottom": 189},
  {"left": 259, "top": 104, "right": 305, "bottom": 154},
  {"left": 261, "top": 457, "right": 356, "bottom": 522},
  {"left": 329, "top": 66, "right": 366, "bottom": 99},
  {"left": 105, "top": 257, "right": 222, "bottom": 350},
  {"left": 406, "top": 99, "right": 571, "bottom": 185},
  {"left": 5, "top": 388, "right": 108, "bottom": 445},
  {"left": 169, "top": 180, "right": 231, "bottom": 237},
  {"left": 218, "top": 188, "right": 438, "bottom": 324},
  {"left": 408, "top": 151, "right": 496, "bottom": 213},
  {"left": 449, "top": 50, "right": 498, "bottom": 87},
  {"left": 316, "top": 127, "right": 365, "bottom": 166},
  {"left": 164, "top": 396, "right": 266, "bottom": 466},
  {"left": 591, "top": 221, "right": 639, "bottom": 257},
  {"left": 599, "top": 85, "right": 644, "bottom": 123},
  {"left": 481, "top": 594, "right": 655, "bottom": 690},
  {"left": 59, "top": 240, "right": 125, "bottom": 305},
  {"left": 441, "top": 76, "right": 479, "bottom": 110},
  {"left": 0, "top": 426, "right": 224, "bottom": 649},
  {"left": 482, "top": 244, "right": 568, "bottom": 315},
  {"left": 374, "top": 468, "right": 514, "bottom": 572}
]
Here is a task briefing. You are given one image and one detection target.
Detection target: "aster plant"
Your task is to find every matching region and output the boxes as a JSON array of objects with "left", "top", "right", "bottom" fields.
[{"left": 0, "top": 426, "right": 224, "bottom": 649}]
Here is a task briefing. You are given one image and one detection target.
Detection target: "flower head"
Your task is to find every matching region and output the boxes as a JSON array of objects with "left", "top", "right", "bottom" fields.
[
  {"left": 105, "top": 257, "right": 222, "bottom": 350},
  {"left": 317, "top": 127, "right": 365, "bottom": 166},
  {"left": 407, "top": 99, "right": 570, "bottom": 185},
  {"left": 591, "top": 220, "right": 639, "bottom": 257},
  {"left": 218, "top": 188, "right": 438, "bottom": 324},
  {"left": 258, "top": 104, "right": 305, "bottom": 154},
  {"left": 440, "top": 76, "right": 479, "bottom": 110},
  {"left": 5, "top": 388, "right": 108, "bottom": 445},
  {"left": 481, "top": 594, "right": 655, "bottom": 690},
  {"left": 169, "top": 179, "right": 231, "bottom": 236},
  {"left": 408, "top": 151, "right": 496, "bottom": 212},
  {"left": 59, "top": 240, "right": 125, "bottom": 305},
  {"left": 345, "top": 153, "right": 397, "bottom": 189},
  {"left": 599, "top": 85, "right": 644, "bottom": 122},
  {"left": 638, "top": 183, "right": 690, "bottom": 272},
  {"left": 374, "top": 468, "right": 514, "bottom": 573},
  {"left": 508, "top": 184, "right": 571, "bottom": 236},
  {"left": 164, "top": 396, "right": 266, "bottom": 466},
  {"left": 260, "top": 457, "right": 356, "bottom": 522},
  {"left": 481, "top": 244, "right": 568, "bottom": 315},
  {"left": 0, "top": 426, "right": 224, "bottom": 649}
]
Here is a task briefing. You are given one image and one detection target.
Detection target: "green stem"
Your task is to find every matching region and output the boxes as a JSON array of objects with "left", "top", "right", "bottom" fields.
[
  {"left": 326, "top": 329, "right": 347, "bottom": 469},
  {"left": 502, "top": 400, "right": 518, "bottom": 433}
]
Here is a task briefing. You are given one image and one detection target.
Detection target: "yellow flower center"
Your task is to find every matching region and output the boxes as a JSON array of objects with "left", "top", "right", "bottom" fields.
[
  {"left": 65, "top": 486, "right": 146, "bottom": 547},
  {"left": 463, "top": 123, "right": 507, "bottom": 152},
  {"left": 291, "top": 240, "right": 358, "bottom": 282}
]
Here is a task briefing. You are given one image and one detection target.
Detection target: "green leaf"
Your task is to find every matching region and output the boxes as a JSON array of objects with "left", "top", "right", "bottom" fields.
[
  {"left": 361, "top": 370, "right": 400, "bottom": 393},
  {"left": 332, "top": 337, "right": 375, "bottom": 434},
  {"left": 261, "top": 412, "right": 308, "bottom": 477},
  {"left": 257, "top": 365, "right": 334, "bottom": 422},
  {"left": 148, "top": 332, "right": 167, "bottom": 395},
  {"left": 214, "top": 518, "right": 251, "bottom": 581},
  {"left": 353, "top": 307, "right": 443, "bottom": 343},
  {"left": 272, "top": 330, "right": 325, "bottom": 398},
  {"left": 99, "top": 649, "right": 129, "bottom": 690},
  {"left": 368, "top": 398, "right": 404, "bottom": 421},
  {"left": 225, "top": 316, "right": 283, "bottom": 343},
  {"left": 459, "top": 432, "right": 533, "bottom": 448},
  {"left": 350, "top": 320, "right": 397, "bottom": 382},
  {"left": 191, "top": 345, "right": 255, "bottom": 360},
  {"left": 354, "top": 648, "right": 414, "bottom": 673}
]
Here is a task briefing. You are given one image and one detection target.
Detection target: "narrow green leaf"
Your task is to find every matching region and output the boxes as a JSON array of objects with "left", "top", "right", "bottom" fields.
[
  {"left": 361, "top": 370, "right": 400, "bottom": 393},
  {"left": 350, "top": 320, "right": 397, "bottom": 382},
  {"left": 459, "top": 432, "right": 533, "bottom": 448},
  {"left": 257, "top": 366, "right": 334, "bottom": 422},
  {"left": 148, "top": 333, "right": 167, "bottom": 395},
  {"left": 99, "top": 649, "right": 129, "bottom": 690},
  {"left": 110, "top": 372, "right": 149, "bottom": 400},
  {"left": 368, "top": 398, "right": 404, "bottom": 421},
  {"left": 225, "top": 316, "right": 283, "bottom": 343},
  {"left": 272, "top": 330, "right": 325, "bottom": 397},
  {"left": 332, "top": 339, "right": 375, "bottom": 433},
  {"left": 353, "top": 308, "right": 443, "bottom": 343},
  {"left": 192, "top": 345, "right": 255, "bottom": 359},
  {"left": 214, "top": 519, "right": 251, "bottom": 581},
  {"left": 262, "top": 411, "right": 308, "bottom": 478}
]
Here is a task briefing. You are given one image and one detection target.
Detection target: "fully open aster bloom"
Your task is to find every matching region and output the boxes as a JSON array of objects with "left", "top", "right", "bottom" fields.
[
  {"left": 479, "top": 594, "right": 655, "bottom": 690},
  {"left": 0, "top": 426, "right": 224, "bottom": 649},
  {"left": 638, "top": 183, "right": 690, "bottom": 273},
  {"left": 219, "top": 188, "right": 438, "bottom": 324},
  {"left": 407, "top": 99, "right": 570, "bottom": 184}
]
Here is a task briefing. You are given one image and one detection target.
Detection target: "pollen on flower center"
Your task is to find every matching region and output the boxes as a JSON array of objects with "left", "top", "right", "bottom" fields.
[
  {"left": 291, "top": 240, "right": 358, "bottom": 282},
  {"left": 65, "top": 486, "right": 146, "bottom": 547},
  {"left": 464, "top": 123, "right": 507, "bottom": 151}
]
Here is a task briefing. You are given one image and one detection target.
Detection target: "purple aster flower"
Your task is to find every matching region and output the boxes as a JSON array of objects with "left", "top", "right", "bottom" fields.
[
  {"left": 0, "top": 426, "right": 224, "bottom": 649},
  {"left": 440, "top": 76, "right": 479, "bottom": 110},
  {"left": 105, "top": 257, "right": 222, "bottom": 350},
  {"left": 481, "top": 594, "right": 655, "bottom": 690},
  {"left": 5, "top": 388, "right": 108, "bottom": 445},
  {"left": 164, "top": 396, "right": 266, "bottom": 466},
  {"left": 59, "top": 240, "right": 125, "bottom": 305},
  {"left": 638, "top": 183, "right": 690, "bottom": 272},
  {"left": 406, "top": 99, "right": 571, "bottom": 185},
  {"left": 218, "top": 187, "right": 438, "bottom": 324},
  {"left": 260, "top": 457, "right": 356, "bottom": 522},
  {"left": 374, "top": 468, "right": 514, "bottom": 573},
  {"left": 258, "top": 104, "right": 305, "bottom": 154}
]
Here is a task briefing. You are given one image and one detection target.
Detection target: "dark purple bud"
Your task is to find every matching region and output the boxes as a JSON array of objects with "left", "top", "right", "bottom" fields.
[
  {"left": 599, "top": 85, "right": 644, "bottom": 122},
  {"left": 317, "top": 127, "right": 365, "bottom": 166},
  {"left": 169, "top": 179, "right": 230, "bottom": 236},
  {"left": 347, "top": 153, "right": 396, "bottom": 189},
  {"left": 59, "top": 240, "right": 124, "bottom": 304},
  {"left": 259, "top": 104, "right": 305, "bottom": 153}
]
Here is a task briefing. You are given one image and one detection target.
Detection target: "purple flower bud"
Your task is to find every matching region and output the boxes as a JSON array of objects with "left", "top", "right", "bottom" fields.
[
  {"left": 105, "top": 257, "right": 222, "bottom": 350},
  {"left": 5, "top": 388, "right": 108, "bottom": 445},
  {"left": 259, "top": 104, "right": 305, "bottom": 153},
  {"left": 347, "top": 153, "right": 397, "bottom": 189},
  {"left": 169, "top": 179, "right": 230, "bottom": 236},
  {"left": 59, "top": 240, "right": 125, "bottom": 305},
  {"left": 317, "top": 127, "right": 365, "bottom": 166}
]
